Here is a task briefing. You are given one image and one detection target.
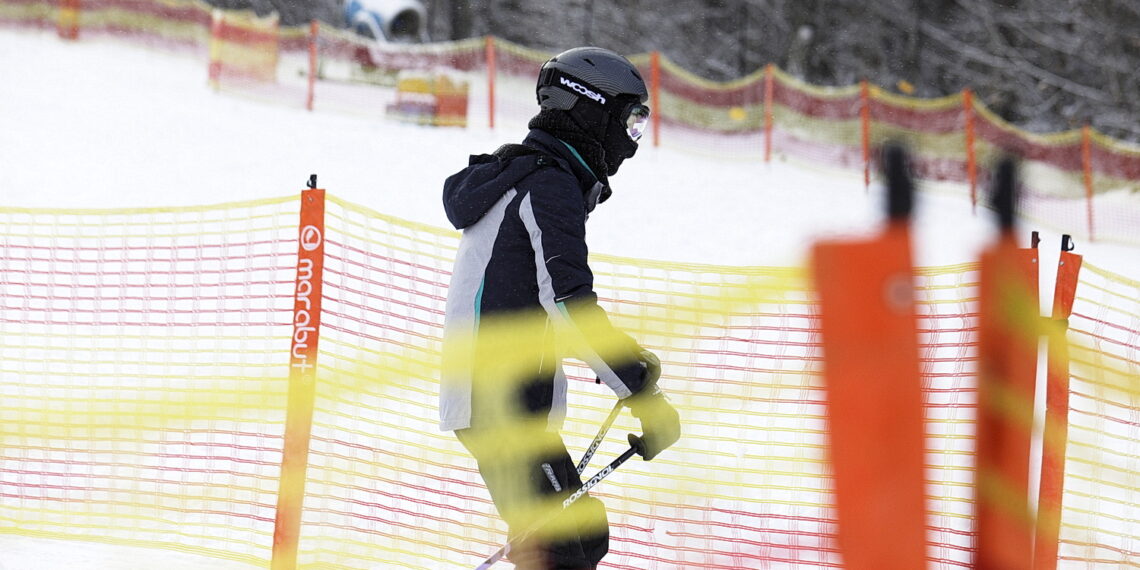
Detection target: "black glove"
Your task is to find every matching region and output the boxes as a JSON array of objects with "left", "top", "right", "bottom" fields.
[
  {"left": 624, "top": 386, "right": 680, "bottom": 461},
  {"left": 636, "top": 348, "right": 661, "bottom": 391}
]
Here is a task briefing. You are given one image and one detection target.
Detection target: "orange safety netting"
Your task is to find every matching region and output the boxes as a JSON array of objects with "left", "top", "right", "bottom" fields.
[{"left": 0, "top": 193, "right": 1017, "bottom": 569}]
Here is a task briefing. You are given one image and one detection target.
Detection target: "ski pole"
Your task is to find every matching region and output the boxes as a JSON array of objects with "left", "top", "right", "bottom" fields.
[
  {"left": 475, "top": 438, "right": 644, "bottom": 570},
  {"left": 576, "top": 400, "right": 623, "bottom": 474}
]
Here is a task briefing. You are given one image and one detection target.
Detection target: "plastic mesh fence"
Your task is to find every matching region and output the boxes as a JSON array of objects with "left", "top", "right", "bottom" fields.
[
  {"left": 916, "top": 263, "right": 982, "bottom": 568},
  {"left": 646, "top": 57, "right": 767, "bottom": 161},
  {"left": 208, "top": 8, "right": 291, "bottom": 104},
  {"left": 88, "top": 0, "right": 212, "bottom": 51},
  {"left": 0, "top": 198, "right": 300, "bottom": 566},
  {"left": 485, "top": 39, "right": 549, "bottom": 129},
  {"left": 1058, "top": 263, "right": 1140, "bottom": 566},
  {"left": 1087, "top": 132, "right": 1140, "bottom": 245},
  {"left": 294, "top": 197, "right": 470, "bottom": 568},
  {"left": 70, "top": 0, "right": 211, "bottom": 52},
  {"left": 308, "top": 30, "right": 484, "bottom": 122},
  {"left": 1, "top": 194, "right": 998, "bottom": 568},
  {"left": 0, "top": 0, "right": 56, "bottom": 31},
  {"left": 768, "top": 68, "right": 864, "bottom": 172},
  {"left": 296, "top": 216, "right": 844, "bottom": 568},
  {"left": 272, "top": 194, "right": 840, "bottom": 568}
]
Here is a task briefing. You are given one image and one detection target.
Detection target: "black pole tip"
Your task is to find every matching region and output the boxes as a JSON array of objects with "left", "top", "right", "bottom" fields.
[
  {"left": 990, "top": 157, "right": 1017, "bottom": 230},
  {"left": 307, "top": 174, "right": 318, "bottom": 189},
  {"left": 881, "top": 141, "right": 914, "bottom": 221}
]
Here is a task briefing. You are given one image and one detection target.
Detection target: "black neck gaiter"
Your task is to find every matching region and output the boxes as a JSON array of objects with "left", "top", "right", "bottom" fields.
[{"left": 528, "top": 109, "right": 609, "bottom": 185}]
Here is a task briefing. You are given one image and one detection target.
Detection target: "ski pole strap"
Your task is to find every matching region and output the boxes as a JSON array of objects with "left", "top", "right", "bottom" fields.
[
  {"left": 576, "top": 401, "right": 623, "bottom": 474},
  {"left": 475, "top": 444, "right": 640, "bottom": 570}
]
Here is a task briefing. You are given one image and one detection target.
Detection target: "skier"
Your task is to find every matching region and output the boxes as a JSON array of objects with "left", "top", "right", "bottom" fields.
[{"left": 440, "top": 47, "right": 681, "bottom": 569}]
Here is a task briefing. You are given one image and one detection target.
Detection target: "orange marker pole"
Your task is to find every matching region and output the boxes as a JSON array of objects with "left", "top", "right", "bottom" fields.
[
  {"left": 1033, "top": 238, "right": 1082, "bottom": 570},
  {"left": 486, "top": 36, "right": 496, "bottom": 130},
  {"left": 811, "top": 145, "right": 927, "bottom": 570},
  {"left": 306, "top": 20, "right": 318, "bottom": 111},
  {"left": 964, "top": 88, "right": 977, "bottom": 214},
  {"left": 764, "top": 63, "right": 774, "bottom": 163},
  {"left": 58, "top": 0, "right": 80, "bottom": 40},
  {"left": 860, "top": 80, "right": 871, "bottom": 190},
  {"left": 208, "top": 10, "right": 223, "bottom": 90},
  {"left": 974, "top": 160, "right": 1038, "bottom": 570},
  {"left": 271, "top": 180, "right": 326, "bottom": 570}
]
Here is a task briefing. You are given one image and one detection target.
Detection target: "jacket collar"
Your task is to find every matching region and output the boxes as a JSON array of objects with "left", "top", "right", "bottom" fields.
[{"left": 522, "top": 129, "right": 607, "bottom": 197}]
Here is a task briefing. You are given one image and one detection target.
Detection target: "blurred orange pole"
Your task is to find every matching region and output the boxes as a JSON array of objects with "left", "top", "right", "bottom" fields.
[
  {"left": 58, "top": 0, "right": 79, "bottom": 40},
  {"left": 486, "top": 36, "right": 496, "bottom": 130},
  {"left": 306, "top": 20, "right": 318, "bottom": 112},
  {"left": 811, "top": 220, "right": 927, "bottom": 570},
  {"left": 208, "top": 10, "right": 223, "bottom": 90},
  {"left": 271, "top": 185, "right": 327, "bottom": 570},
  {"left": 764, "top": 64, "right": 774, "bottom": 163},
  {"left": 964, "top": 88, "right": 977, "bottom": 214},
  {"left": 860, "top": 80, "right": 871, "bottom": 190},
  {"left": 1033, "top": 243, "right": 1082, "bottom": 570}
]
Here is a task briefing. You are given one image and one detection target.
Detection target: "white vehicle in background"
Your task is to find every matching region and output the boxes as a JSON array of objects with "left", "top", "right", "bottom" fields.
[{"left": 344, "top": 0, "right": 428, "bottom": 44}]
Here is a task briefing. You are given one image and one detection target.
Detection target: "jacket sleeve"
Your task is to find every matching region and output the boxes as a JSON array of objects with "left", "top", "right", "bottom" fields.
[{"left": 516, "top": 174, "right": 648, "bottom": 399}]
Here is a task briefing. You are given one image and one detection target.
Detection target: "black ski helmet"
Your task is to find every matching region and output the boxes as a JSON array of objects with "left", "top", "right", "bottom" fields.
[
  {"left": 535, "top": 47, "right": 649, "bottom": 177},
  {"left": 536, "top": 47, "right": 649, "bottom": 113}
]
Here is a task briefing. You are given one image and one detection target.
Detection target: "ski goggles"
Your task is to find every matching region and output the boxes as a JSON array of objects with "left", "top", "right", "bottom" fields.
[{"left": 622, "top": 103, "right": 651, "bottom": 141}]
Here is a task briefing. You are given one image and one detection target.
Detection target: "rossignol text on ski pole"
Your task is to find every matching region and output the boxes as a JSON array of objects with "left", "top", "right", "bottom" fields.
[
  {"left": 474, "top": 438, "right": 644, "bottom": 570},
  {"left": 576, "top": 400, "right": 623, "bottom": 474}
]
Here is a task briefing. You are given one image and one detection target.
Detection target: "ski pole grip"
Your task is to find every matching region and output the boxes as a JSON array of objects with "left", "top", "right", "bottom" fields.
[{"left": 627, "top": 433, "right": 647, "bottom": 458}]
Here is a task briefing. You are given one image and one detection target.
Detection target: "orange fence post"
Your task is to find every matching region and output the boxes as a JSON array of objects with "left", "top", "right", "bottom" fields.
[
  {"left": 271, "top": 182, "right": 327, "bottom": 570},
  {"left": 811, "top": 221, "right": 928, "bottom": 570},
  {"left": 860, "top": 80, "right": 871, "bottom": 190},
  {"left": 57, "top": 0, "right": 80, "bottom": 40},
  {"left": 485, "top": 36, "right": 496, "bottom": 130},
  {"left": 58, "top": 0, "right": 80, "bottom": 40},
  {"left": 1081, "top": 125, "right": 1095, "bottom": 241},
  {"left": 1033, "top": 240, "right": 1082, "bottom": 570},
  {"left": 764, "top": 63, "right": 774, "bottom": 163},
  {"left": 812, "top": 143, "right": 927, "bottom": 570},
  {"left": 207, "top": 10, "right": 222, "bottom": 90},
  {"left": 964, "top": 88, "right": 978, "bottom": 214},
  {"left": 974, "top": 232, "right": 1040, "bottom": 570},
  {"left": 650, "top": 50, "right": 661, "bottom": 148},
  {"left": 306, "top": 20, "right": 318, "bottom": 111}
]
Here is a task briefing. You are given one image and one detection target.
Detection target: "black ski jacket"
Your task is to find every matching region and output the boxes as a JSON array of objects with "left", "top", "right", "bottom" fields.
[{"left": 439, "top": 129, "right": 648, "bottom": 431}]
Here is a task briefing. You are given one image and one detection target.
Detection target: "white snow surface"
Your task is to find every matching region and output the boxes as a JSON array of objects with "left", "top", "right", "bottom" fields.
[
  {"left": 4, "top": 30, "right": 1136, "bottom": 277},
  {"left": 0, "top": 31, "right": 992, "bottom": 267},
  {"left": 1, "top": 28, "right": 1137, "bottom": 570}
]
